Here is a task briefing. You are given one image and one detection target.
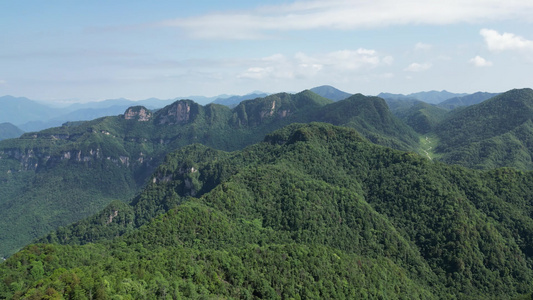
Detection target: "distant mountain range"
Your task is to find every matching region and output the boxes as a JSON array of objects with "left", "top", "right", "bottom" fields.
[
  {"left": 211, "top": 92, "right": 269, "bottom": 107},
  {"left": 0, "top": 96, "right": 58, "bottom": 127},
  {"left": 0, "top": 88, "right": 498, "bottom": 133},
  {"left": 0, "top": 94, "right": 234, "bottom": 132},
  {"left": 378, "top": 90, "right": 469, "bottom": 104},
  {"left": 437, "top": 92, "right": 501, "bottom": 109},
  {"left": 210, "top": 85, "right": 353, "bottom": 107}
]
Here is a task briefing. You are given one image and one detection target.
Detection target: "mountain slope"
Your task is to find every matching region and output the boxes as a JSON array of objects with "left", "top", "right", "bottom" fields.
[
  {"left": 437, "top": 92, "right": 500, "bottom": 110},
  {"left": 434, "top": 88, "right": 533, "bottom": 169},
  {"left": 211, "top": 92, "right": 269, "bottom": 107},
  {"left": 4, "top": 123, "right": 533, "bottom": 299},
  {"left": 0, "top": 96, "right": 57, "bottom": 126},
  {"left": 379, "top": 90, "right": 468, "bottom": 104},
  {"left": 310, "top": 85, "right": 352, "bottom": 101},
  {"left": 0, "top": 123, "right": 24, "bottom": 140},
  {"left": 316, "top": 94, "right": 420, "bottom": 149},
  {"left": 0, "top": 90, "right": 420, "bottom": 257},
  {"left": 386, "top": 99, "right": 449, "bottom": 134}
]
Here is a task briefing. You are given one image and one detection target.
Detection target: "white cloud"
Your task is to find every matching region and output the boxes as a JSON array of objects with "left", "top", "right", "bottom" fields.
[
  {"left": 238, "top": 49, "right": 392, "bottom": 80},
  {"left": 414, "top": 42, "right": 432, "bottom": 51},
  {"left": 469, "top": 56, "right": 493, "bottom": 67},
  {"left": 404, "top": 63, "right": 432, "bottom": 72},
  {"left": 238, "top": 67, "right": 275, "bottom": 80},
  {"left": 324, "top": 49, "right": 380, "bottom": 70},
  {"left": 157, "top": 0, "right": 533, "bottom": 40},
  {"left": 480, "top": 29, "right": 533, "bottom": 52}
]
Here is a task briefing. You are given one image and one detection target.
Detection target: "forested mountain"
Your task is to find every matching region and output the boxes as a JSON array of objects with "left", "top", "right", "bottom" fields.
[
  {"left": 316, "top": 94, "right": 419, "bottom": 149},
  {"left": 310, "top": 85, "right": 352, "bottom": 101},
  {"left": 385, "top": 99, "right": 449, "bottom": 134},
  {"left": 437, "top": 92, "right": 500, "bottom": 110},
  {"left": 0, "top": 90, "right": 420, "bottom": 258},
  {"left": 1, "top": 94, "right": 232, "bottom": 132},
  {"left": 0, "top": 123, "right": 24, "bottom": 140},
  {"left": 211, "top": 92, "right": 269, "bottom": 107},
  {"left": 378, "top": 90, "right": 468, "bottom": 104},
  {"left": 434, "top": 88, "right": 533, "bottom": 169},
  {"left": 3, "top": 123, "right": 533, "bottom": 299},
  {"left": 0, "top": 96, "right": 58, "bottom": 126},
  {"left": 19, "top": 105, "right": 150, "bottom": 132}
]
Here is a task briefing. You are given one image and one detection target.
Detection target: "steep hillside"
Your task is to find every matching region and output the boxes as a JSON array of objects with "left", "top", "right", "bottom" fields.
[
  {"left": 408, "top": 90, "right": 468, "bottom": 104},
  {"left": 0, "top": 90, "right": 420, "bottom": 257},
  {"left": 387, "top": 100, "right": 449, "bottom": 134},
  {"left": 434, "top": 88, "right": 533, "bottom": 169},
  {"left": 0, "top": 101, "right": 237, "bottom": 258},
  {"left": 317, "top": 94, "right": 420, "bottom": 149},
  {"left": 4, "top": 123, "right": 533, "bottom": 299},
  {"left": 438, "top": 92, "right": 500, "bottom": 110}
]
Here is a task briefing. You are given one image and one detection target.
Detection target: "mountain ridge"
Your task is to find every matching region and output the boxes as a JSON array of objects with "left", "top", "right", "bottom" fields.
[
  {"left": 0, "top": 122, "right": 24, "bottom": 140},
  {"left": 0, "top": 90, "right": 418, "bottom": 257},
  {"left": 378, "top": 90, "right": 468, "bottom": 104},
  {"left": 437, "top": 92, "right": 501, "bottom": 110},
  {"left": 434, "top": 88, "right": 533, "bottom": 169}
]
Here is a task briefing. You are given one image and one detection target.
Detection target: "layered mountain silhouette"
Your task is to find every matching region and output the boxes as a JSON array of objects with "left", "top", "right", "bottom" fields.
[
  {"left": 384, "top": 98, "right": 449, "bottom": 134},
  {"left": 378, "top": 90, "right": 468, "bottom": 104},
  {"left": 211, "top": 92, "right": 269, "bottom": 107},
  {"left": 434, "top": 88, "right": 533, "bottom": 169},
  {"left": 437, "top": 92, "right": 500, "bottom": 110}
]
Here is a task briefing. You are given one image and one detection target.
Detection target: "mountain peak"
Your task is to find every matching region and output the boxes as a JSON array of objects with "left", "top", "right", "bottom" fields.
[
  {"left": 310, "top": 85, "right": 352, "bottom": 101},
  {"left": 264, "top": 122, "right": 363, "bottom": 146},
  {"left": 155, "top": 99, "right": 200, "bottom": 125},
  {"left": 123, "top": 106, "right": 152, "bottom": 121}
]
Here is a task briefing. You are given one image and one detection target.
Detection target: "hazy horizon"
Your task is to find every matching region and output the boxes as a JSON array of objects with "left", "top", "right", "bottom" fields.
[{"left": 1, "top": 1, "right": 532, "bottom": 102}]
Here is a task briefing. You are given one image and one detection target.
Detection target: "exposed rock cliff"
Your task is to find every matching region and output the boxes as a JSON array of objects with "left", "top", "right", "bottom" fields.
[
  {"left": 232, "top": 94, "right": 293, "bottom": 127},
  {"left": 123, "top": 106, "right": 152, "bottom": 121},
  {"left": 156, "top": 100, "right": 198, "bottom": 125}
]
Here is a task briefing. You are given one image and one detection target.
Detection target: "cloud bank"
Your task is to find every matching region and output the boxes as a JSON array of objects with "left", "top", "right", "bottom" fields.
[
  {"left": 158, "top": 0, "right": 533, "bottom": 40},
  {"left": 237, "top": 49, "right": 392, "bottom": 80}
]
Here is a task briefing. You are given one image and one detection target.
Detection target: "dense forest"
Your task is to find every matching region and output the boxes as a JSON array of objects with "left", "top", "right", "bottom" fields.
[
  {"left": 0, "top": 90, "right": 420, "bottom": 258},
  {"left": 2, "top": 123, "right": 533, "bottom": 299},
  {"left": 433, "top": 88, "right": 533, "bottom": 169},
  {"left": 2, "top": 87, "right": 533, "bottom": 298}
]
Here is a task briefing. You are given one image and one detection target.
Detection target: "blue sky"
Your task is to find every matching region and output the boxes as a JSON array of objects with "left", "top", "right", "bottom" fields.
[{"left": 1, "top": 0, "right": 533, "bottom": 103}]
